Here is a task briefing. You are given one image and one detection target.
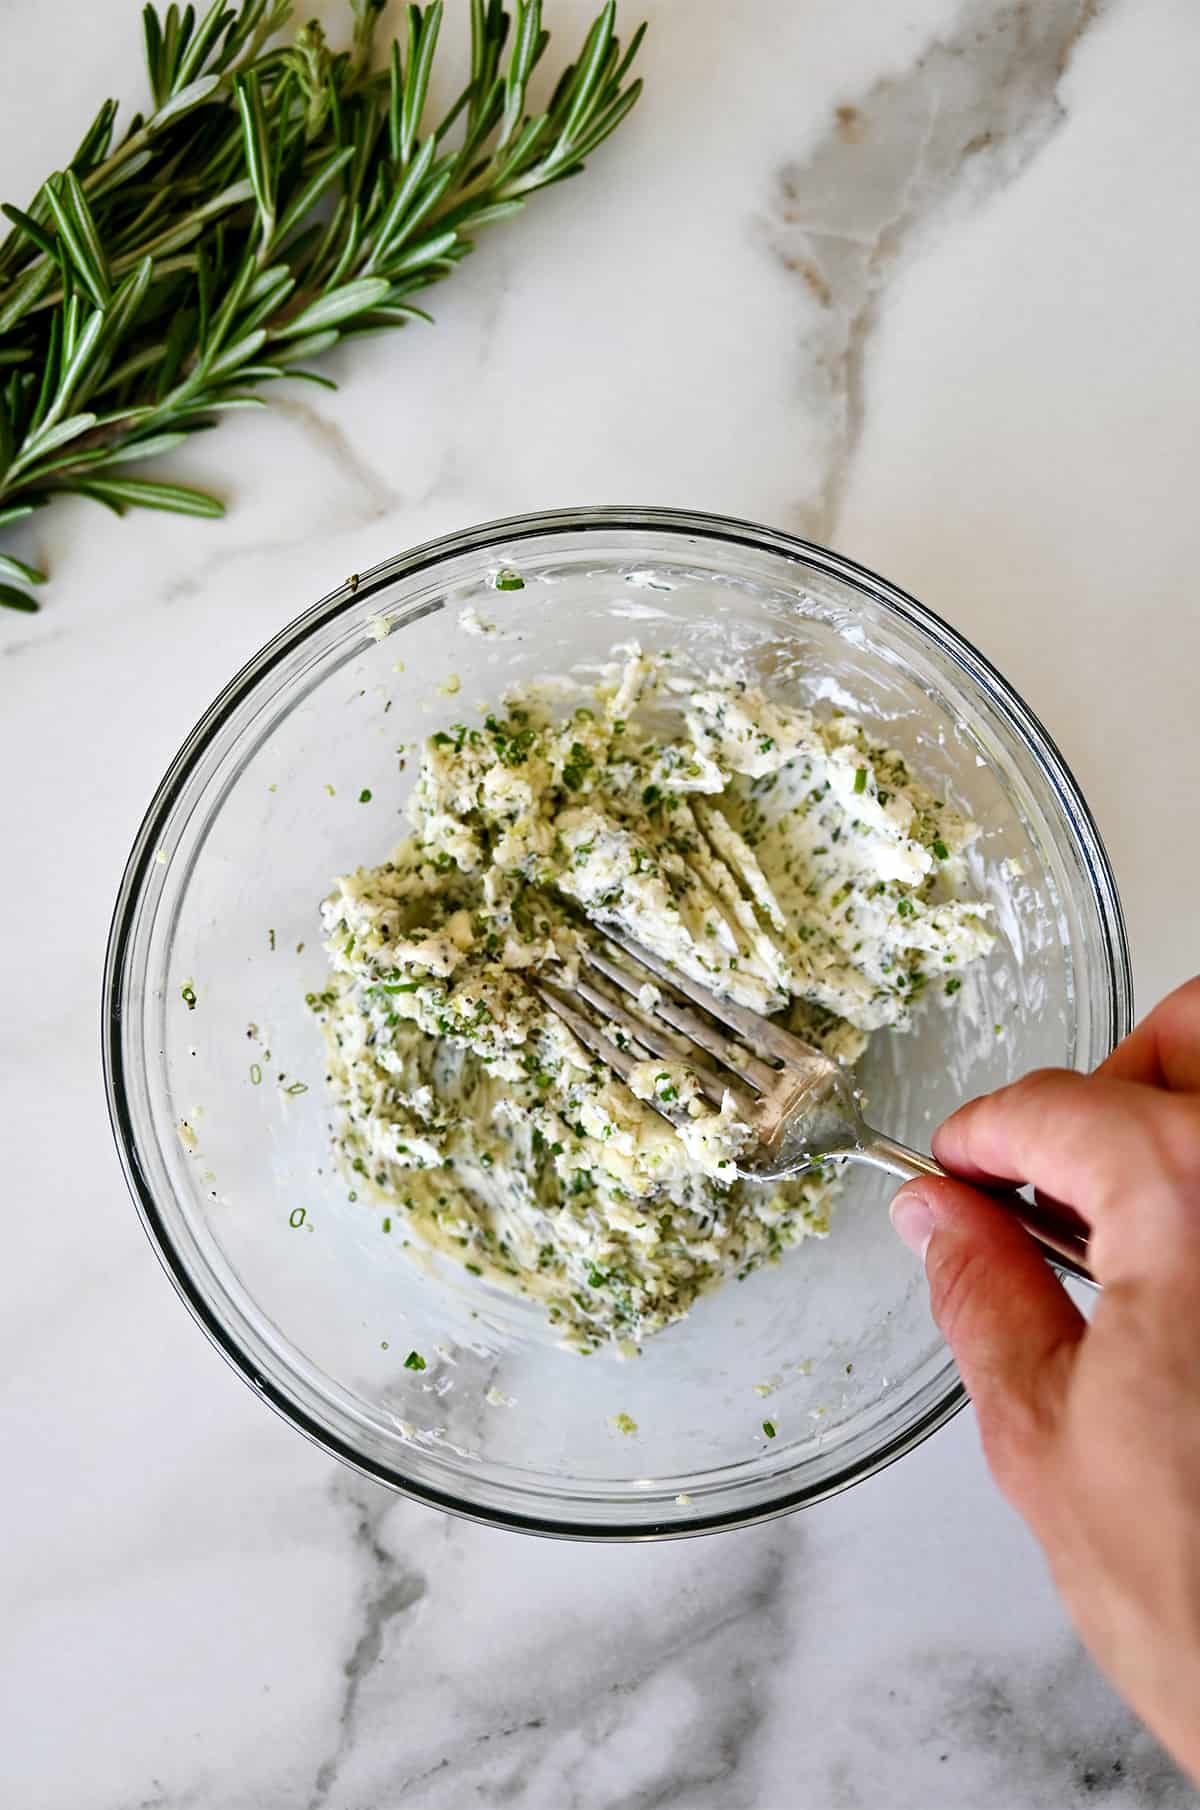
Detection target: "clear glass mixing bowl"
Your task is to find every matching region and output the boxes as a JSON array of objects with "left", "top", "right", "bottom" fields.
[{"left": 104, "top": 507, "right": 1131, "bottom": 1538}]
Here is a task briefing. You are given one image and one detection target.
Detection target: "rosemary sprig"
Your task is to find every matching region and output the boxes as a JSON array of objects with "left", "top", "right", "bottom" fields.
[{"left": 0, "top": 0, "right": 645, "bottom": 610}]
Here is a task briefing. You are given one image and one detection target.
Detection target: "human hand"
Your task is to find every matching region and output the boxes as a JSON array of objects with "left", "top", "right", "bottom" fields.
[{"left": 890, "top": 977, "right": 1200, "bottom": 1783}]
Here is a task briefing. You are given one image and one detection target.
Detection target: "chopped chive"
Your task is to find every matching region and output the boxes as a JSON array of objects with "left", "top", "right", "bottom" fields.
[
  {"left": 493, "top": 569, "right": 524, "bottom": 591},
  {"left": 853, "top": 767, "right": 867, "bottom": 794},
  {"left": 933, "top": 838, "right": 949, "bottom": 861},
  {"left": 181, "top": 983, "right": 197, "bottom": 1009},
  {"left": 403, "top": 1349, "right": 426, "bottom": 1371},
  {"left": 382, "top": 1217, "right": 391, "bottom": 1233},
  {"left": 249, "top": 1063, "right": 262, "bottom": 1085},
  {"left": 762, "top": 1420, "right": 776, "bottom": 1439},
  {"left": 289, "top": 1207, "right": 306, "bottom": 1228},
  {"left": 359, "top": 788, "right": 372, "bottom": 803},
  {"left": 464, "top": 1262, "right": 482, "bottom": 1276},
  {"left": 945, "top": 977, "right": 962, "bottom": 995},
  {"left": 284, "top": 1081, "right": 309, "bottom": 1095}
]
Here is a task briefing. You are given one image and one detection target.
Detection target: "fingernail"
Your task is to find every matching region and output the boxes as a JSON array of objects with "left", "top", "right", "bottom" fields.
[{"left": 890, "top": 1189, "right": 935, "bottom": 1261}]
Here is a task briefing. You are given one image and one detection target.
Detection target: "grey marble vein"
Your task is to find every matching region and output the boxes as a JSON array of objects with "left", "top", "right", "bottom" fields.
[
  {"left": 307, "top": 1474, "right": 429, "bottom": 1810},
  {"left": 2, "top": 617, "right": 72, "bottom": 660},
  {"left": 273, "top": 398, "right": 404, "bottom": 526},
  {"left": 120, "top": 1787, "right": 203, "bottom": 1810},
  {"left": 765, "top": 0, "right": 1104, "bottom": 543},
  {"left": 817, "top": 1638, "right": 1195, "bottom": 1810},
  {"left": 362, "top": 1537, "right": 794, "bottom": 1810}
]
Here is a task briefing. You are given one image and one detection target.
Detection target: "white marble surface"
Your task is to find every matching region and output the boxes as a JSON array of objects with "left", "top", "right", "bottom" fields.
[{"left": 3, "top": 1, "right": 1199, "bottom": 1805}]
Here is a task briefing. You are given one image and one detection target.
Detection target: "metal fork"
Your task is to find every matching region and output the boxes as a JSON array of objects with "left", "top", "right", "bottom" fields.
[{"left": 533, "top": 926, "right": 1095, "bottom": 1286}]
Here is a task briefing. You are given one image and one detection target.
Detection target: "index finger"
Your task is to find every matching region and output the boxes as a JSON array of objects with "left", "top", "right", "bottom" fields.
[
  {"left": 1096, "top": 975, "right": 1200, "bottom": 1091},
  {"left": 932, "top": 1070, "right": 1200, "bottom": 1261}
]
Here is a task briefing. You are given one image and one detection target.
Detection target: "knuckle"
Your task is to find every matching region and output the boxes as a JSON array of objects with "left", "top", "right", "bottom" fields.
[
  {"left": 978, "top": 1407, "right": 1057, "bottom": 1516},
  {"left": 1161, "top": 1096, "right": 1200, "bottom": 1184},
  {"left": 1004, "top": 1067, "right": 1070, "bottom": 1103},
  {"left": 1090, "top": 1095, "right": 1200, "bottom": 1216},
  {"left": 977, "top": 1351, "right": 1065, "bottom": 1470},
  {"left": 977, "top": 1398, "right": 1040, "bottom": 1483},
  {"left": 1162, "top": 975, "right": 1200, "bottom": 1024},
  {"left": 970, "top": 1068, "right": 1076, "bottom": 1149}
]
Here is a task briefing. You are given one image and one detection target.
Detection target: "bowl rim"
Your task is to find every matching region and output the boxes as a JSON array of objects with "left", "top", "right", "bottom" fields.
[{"left": 102, "top": 504, "right": 1133, "bottom": 1539}]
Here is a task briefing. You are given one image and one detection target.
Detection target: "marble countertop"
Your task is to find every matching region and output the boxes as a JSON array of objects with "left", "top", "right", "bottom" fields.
[{"left": 3, "top": 1, "right": 1199, "bottom": 1805}]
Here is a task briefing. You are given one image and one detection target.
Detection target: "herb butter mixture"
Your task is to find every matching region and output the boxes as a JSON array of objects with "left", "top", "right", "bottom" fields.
[{"left": 313, "top": 649, "right": 993, "bottom": 1352}]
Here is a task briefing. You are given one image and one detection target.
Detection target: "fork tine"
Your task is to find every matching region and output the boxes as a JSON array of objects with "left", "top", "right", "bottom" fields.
[
  {"left": 535, "top": 977, "right": 759, "bottom": 1127},
  {"left": 572, "top": 970, "right": 738, "bottom": 1111},
  {"left": 572, "top": 973, "right": 656, "bottom": 1060},
  {"left": 533, "top": 980, "right": 645, "bottom": 1086},
  {"left": 581, "top": 945, "right": 781, "bottom": 1094},
  {"left": 598, "top": 926, "right": 811, "bottom": 1068},
  {"left": 534, "top": 979, "right": 695, "bottom": 1132}
]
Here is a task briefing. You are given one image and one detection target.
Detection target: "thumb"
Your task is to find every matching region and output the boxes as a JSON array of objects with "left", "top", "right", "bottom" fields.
[{"left": 891, "top": 1176, "right": 1086, "bottom": 1477}]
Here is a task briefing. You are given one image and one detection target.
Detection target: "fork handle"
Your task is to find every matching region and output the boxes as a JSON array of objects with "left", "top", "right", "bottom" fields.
[{"left": 857, "top": 1133, "right": 1096, "bottom": 1288}]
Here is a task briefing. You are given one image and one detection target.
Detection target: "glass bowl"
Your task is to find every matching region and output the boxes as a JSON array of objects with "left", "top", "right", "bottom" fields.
[{"left": 103, "top": 507, "right": 1131, "bottom": 1538}]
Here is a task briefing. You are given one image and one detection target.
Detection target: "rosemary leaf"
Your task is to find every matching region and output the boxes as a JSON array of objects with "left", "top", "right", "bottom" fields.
[
  {"left": 72, "top": 477, "right": 225, "bottom": 517},
  {"left": 0, "top": 582, "right": 40, "bottom": 612},
  {"left": 0, "top": 552, "right": 47, "bottom": 586}
]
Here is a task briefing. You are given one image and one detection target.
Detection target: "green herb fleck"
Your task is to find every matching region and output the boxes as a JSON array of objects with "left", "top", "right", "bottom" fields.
[
  {"left": 853, "top": 767, "right": 868, "bottom": 794},
  {"left": 561, "top": 743, "right": 594, "bottom": 791},
  {"left": 403, "top": 1350, "right": 426, "bottom": 1371},
  {"left": 359, "top": 788, "right": 373, "bottom": 804},
  {"left": 933, "top": 838, "right": 949, "bottom": 861},
  {"left": 762, "top": 1419, "right": 776, "bottom": 1439},
  {"left": 289, "top": 1207, "right": 306, "bottom": 1229},
  {"left": 493, "top": 569, "right": 525, "bottom": 592},
  {"left": 249, "top": 1063, "right": 262, "bottom": 1085},
  {"left": 945, "top": 977, "right": 962, "bottom": 995},
  {"left": 181, "top": 982, "right": 197, "bottom": 1010}
]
